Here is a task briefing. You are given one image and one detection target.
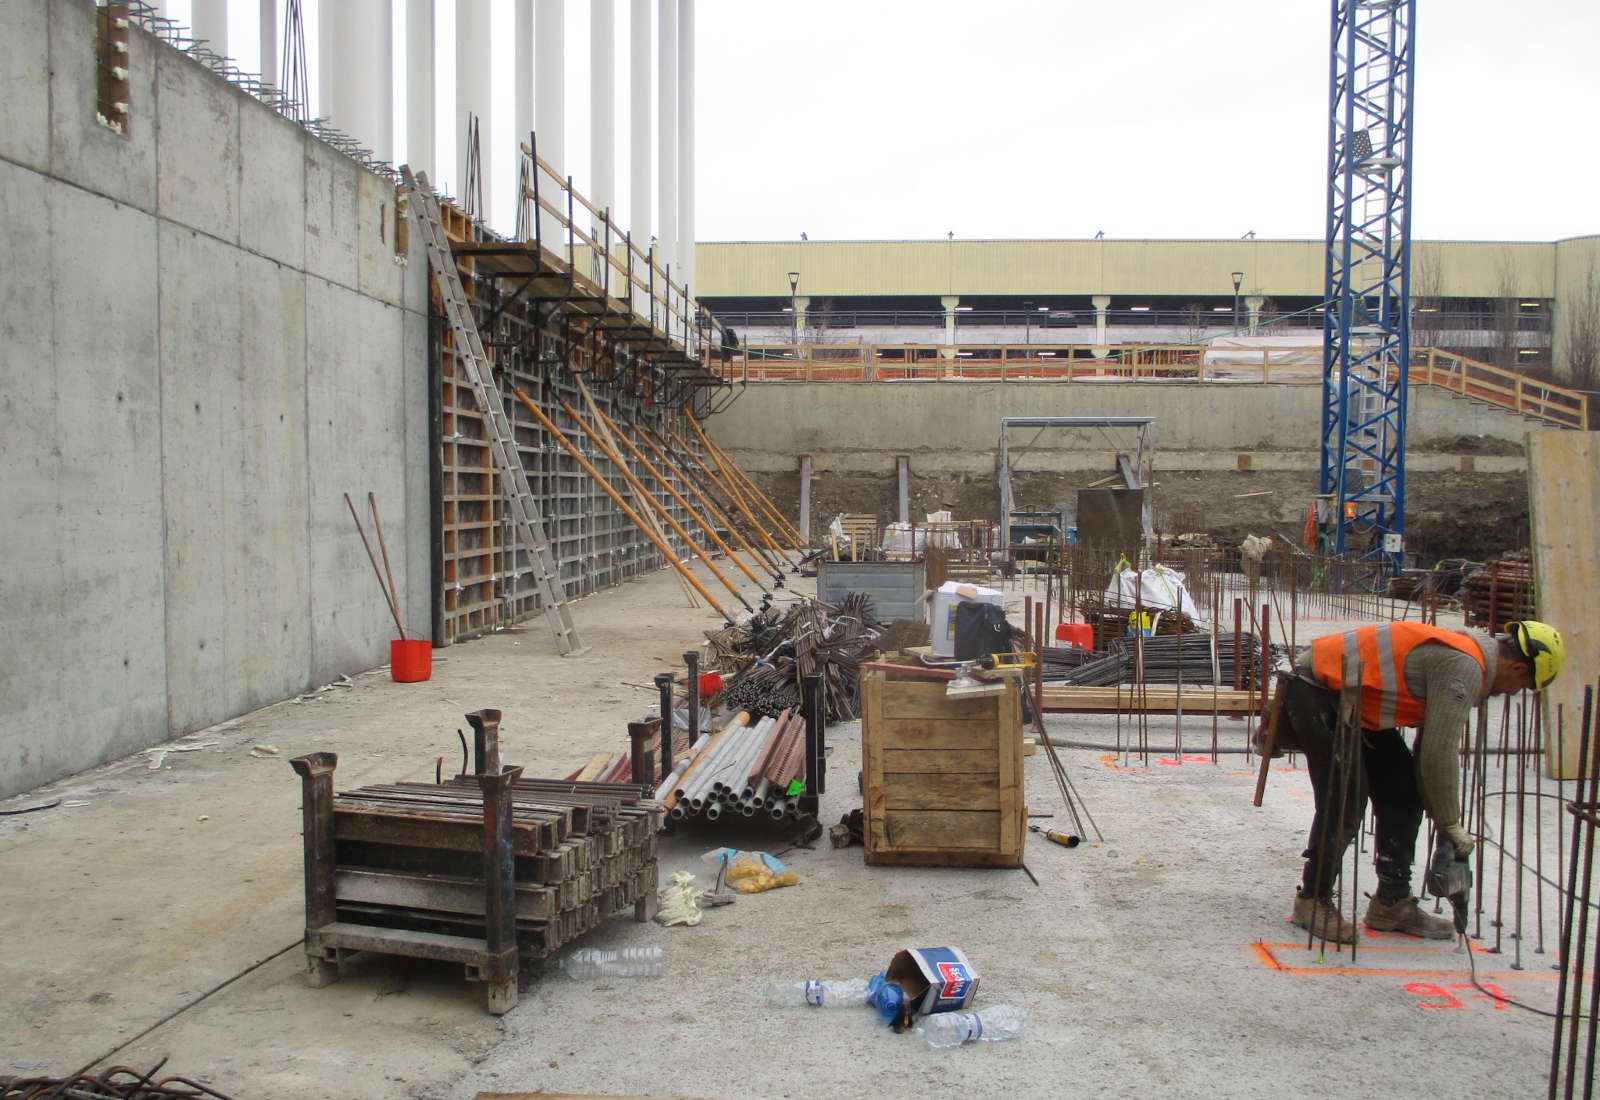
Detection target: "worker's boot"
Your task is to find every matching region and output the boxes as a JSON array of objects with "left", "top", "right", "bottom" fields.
[
  {"left": 1291, "top": 891, "right": 1356, "bottom": 944},
  {"left": 1364, "top": 894, "right": 1454, "bottom": 939}
]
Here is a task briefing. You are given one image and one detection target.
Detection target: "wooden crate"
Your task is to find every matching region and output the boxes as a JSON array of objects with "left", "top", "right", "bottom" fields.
[{"left": 860, "top": 667, "right": 1024, "bottom": 867}]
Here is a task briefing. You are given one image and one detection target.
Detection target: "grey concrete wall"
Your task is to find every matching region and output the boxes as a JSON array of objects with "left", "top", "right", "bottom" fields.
[
  {"left": 708, "top": 380, "right": 1538, "bottom": 475},
  {"left": 0, "top": 0, "right": 430, "bottom": 798}
]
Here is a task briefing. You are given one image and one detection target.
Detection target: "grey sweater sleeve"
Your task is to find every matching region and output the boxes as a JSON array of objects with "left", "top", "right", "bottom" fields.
[{"left": 1404, "top": 634, "right": 1497, "bottom": 830}]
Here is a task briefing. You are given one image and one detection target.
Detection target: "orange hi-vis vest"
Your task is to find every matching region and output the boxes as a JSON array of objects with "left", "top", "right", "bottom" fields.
[{"left": 1311, "top": 623, "right": 1486, "bottom": 730}]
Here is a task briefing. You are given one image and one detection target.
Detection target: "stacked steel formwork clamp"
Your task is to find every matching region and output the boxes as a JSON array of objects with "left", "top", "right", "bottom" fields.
[{"left": 289, "top": 709, "right": 662, "bottom": 1015}]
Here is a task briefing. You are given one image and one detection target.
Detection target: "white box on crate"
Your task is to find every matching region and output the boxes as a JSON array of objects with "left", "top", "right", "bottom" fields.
[{"left": 929, "top": 581, "right": 1005, "bottom": 658}]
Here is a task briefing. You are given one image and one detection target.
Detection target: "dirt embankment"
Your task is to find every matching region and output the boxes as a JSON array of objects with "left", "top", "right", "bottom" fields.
[{"left": 747, "top": 467, "right": 1528, "bottom": 565}]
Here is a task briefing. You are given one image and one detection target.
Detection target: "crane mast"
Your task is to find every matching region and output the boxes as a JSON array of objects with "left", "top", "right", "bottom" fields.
[{"left": 1321, "top": 0, "right": 1416, "bottom": 573}]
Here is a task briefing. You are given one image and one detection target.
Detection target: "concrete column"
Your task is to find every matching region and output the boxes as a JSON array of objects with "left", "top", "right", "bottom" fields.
[
  {"left": 676, "top": 0, "right": 695, "bottom": 292},
  {"left": 657, "top": 0, "right": 678, "bottom": 283},
  {"left": 591, "top": 0, "right": 616, "bottom": 217},
  {"left": 1246, "top": 294, "right": 1265, "bottom": 332},
  {"left": 941, "top": 295, "right": 959, "bottom": 359},
  {"left": 1092, "top": 294, "right": 1111, "bottom": 357},
  {"left": 515, "top": 1, "right": 533, "bottom": 153},
  {"left": 629, "top": 0, "right": 651, "bottom": 316},
  {"left": 191, "top": 0, "right": 226, "bottom": 54},
  {"left": 896, "top": 455, "right": 910, "bottom": 524},
  {"left": 323, "top": 0, "right": 394, "bottom": 163},
  {"left": 798, "top": 455, "right": 812, "bottom": 542},
  {"left": 405, "top": 0, "right": 435, "bottom": 176},
  {"left": 793, "top": 296, "right": 810, "bottom": 340},
  {"left": 259, "top": 0, "right": 277, "bottom": 86},
  {"left": 456, "top": 0, "right": 492, "bottom": 210},
  {"left": 536, "top": 0, "right": 566, "bottom": 252}
]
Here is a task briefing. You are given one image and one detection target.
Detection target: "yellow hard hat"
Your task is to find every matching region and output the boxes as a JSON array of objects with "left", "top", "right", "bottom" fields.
[{"left": 1507, "top": 620, "right": 1564, "bottom": 690}]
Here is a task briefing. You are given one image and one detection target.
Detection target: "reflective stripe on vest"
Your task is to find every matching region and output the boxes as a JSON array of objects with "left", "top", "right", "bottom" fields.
[{"left": 1310, "top": 623, "right": 1485, "bottom": 729}]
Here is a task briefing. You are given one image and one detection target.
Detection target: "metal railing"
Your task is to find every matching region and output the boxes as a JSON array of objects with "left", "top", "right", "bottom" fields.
[{"left": 703, "top": 342, "right": 1588, "bottom": 428}]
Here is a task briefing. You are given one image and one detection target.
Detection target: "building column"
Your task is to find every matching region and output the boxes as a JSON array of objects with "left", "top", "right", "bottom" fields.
[
  {"left": 322, "top": 0, "right": 394, "bottom": 163},
  {"left": 259, "top": 0, "right": 277, "bottom": 86},
  {"left": 536, "top": 0, "right": 565, "bottom": 251},
  {"left": 191, "top": 0, "right": 226, "bottom": 54},
  {"left": 798, "top": 455, "right": 812, "bottom": 542},
  {"left": 591, "top": 0, "right": 616, "bottom": 218},
  {"left": 793, "top": 296, "right": 809, "bottom": 342},
  {"left": 1246, "top": 295, "right": 1265, "bottom": 332},
  {"left": 405, "top": 0, "right": 435, "bottom": 176},
  {"left": 941, "top": 295, "right": 959, "bottom": 359},
  {"left": 456, "top": 0, "right": 492, "bottom": 213},
  {"left": 1092, "top": 294, "right": 1111, "bottom": 358},
  {"left": 629, "top": 0, "right": 652, "bottom": 317},
  {"left": 896, "top": 455, "right": 910, "bottom": 525},
  {"left": 676, "top": 0, "right": 695, "bottom": 293},
  {"left": 657, "top": 0, "right": 679, "bottom": 285}
]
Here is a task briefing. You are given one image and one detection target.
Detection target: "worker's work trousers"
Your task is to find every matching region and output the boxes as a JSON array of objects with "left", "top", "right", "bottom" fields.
[{"left": 1280, "top": 676, "right": 1425, "bottom": 900}]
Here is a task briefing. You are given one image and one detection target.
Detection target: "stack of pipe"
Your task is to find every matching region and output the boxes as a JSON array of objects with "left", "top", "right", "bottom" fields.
[{"left": 660, "top": 708, "right": 810, "bottom": 822}]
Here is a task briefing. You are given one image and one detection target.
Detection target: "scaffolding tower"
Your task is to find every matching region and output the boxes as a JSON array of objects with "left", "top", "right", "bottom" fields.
[{"left": 1321, "top": 0, "right": 1416, "bottom": 569}]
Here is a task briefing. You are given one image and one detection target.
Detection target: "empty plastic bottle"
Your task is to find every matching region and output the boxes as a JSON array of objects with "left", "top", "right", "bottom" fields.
[
  {"left": 558, "top": 946, "right": 663, "bottom": 979},
  {"left": 761, "top": 977, "right": 872, "bottom": 1007},
  {"left": 919, "top": 1004, "right": 1028, "bottom": 1048}
]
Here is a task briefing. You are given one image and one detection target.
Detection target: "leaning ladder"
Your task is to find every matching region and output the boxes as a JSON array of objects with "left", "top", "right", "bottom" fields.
[{"left": 403, "top": 168, "right": 586, "bottom": 656}]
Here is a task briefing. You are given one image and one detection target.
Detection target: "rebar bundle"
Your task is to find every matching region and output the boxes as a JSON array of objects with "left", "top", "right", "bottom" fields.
[
  {"left": 0, "top": 1059, "right": 234, "bottom": 1099},
  {"left": 1461, "top": 552, "right": 1534, "bottom": 633},
  {"left": 709, "top": 595, "right": 883, "bottom": 722},
  {"left": 1052, "top": 633, "right": 1262, "bottom": 687}
]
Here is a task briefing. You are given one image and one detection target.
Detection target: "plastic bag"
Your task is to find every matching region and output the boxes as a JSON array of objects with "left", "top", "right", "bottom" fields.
[
  {"left": 701, "top": 847, "right": 800, "bottom": 894},
  {"left": 656, "top": 870, "right": 705, "bottom": 926}
]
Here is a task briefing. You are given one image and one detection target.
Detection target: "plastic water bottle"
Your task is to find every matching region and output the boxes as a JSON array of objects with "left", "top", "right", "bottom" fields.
[
  {"left": 761, "top": 977, "right": 871, "bottom": 1007},
  {"left": 558, "top": 946, "right": 663, "bottom": 979},
  {"left": 919, "top": 1004, "right": 1028, "bottom": 1048}
]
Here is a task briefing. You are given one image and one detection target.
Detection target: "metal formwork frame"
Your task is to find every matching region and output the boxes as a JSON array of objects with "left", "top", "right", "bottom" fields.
[
  {"left": 997, "top": 416, "right": 1155, "bottom": 558},
  {"left": 1321, "top": 0, "right": 1416, "bottom": 568}
]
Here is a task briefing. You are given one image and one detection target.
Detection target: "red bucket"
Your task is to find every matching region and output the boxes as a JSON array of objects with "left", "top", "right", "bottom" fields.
[
  {"left": 1055, "top": 623, "right": 1093, "bottom": 650},
  {"left": 390, "top": 638, "right": 433, "bottom": 682}
]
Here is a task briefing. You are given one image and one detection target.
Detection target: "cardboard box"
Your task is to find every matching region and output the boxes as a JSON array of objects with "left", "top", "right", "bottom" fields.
[
  {"left": 929, "top": 581, "right": 1004, "bottom": 658},
  {"left": 885, "top": 947, "right": 979, "bottom": 1021}
]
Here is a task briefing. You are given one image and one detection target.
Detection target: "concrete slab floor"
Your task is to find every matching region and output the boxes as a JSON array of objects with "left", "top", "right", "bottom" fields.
[{"left": 0, "top": 566, "right": 1589, "bottom": 1099}]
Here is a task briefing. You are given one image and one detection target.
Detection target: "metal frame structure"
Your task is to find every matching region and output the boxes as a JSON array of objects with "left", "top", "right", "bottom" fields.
[
  {"left": 997, "top": 417, "right": 1155, "bottom": 560},
  {"left": 1321, "top": 0, "right": 1417, "bottom": 568}
]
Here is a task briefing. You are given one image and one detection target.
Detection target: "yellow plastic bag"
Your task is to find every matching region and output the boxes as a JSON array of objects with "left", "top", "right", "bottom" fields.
[{"left": 725, "top": 858, "right": 799, "bottom": 893}]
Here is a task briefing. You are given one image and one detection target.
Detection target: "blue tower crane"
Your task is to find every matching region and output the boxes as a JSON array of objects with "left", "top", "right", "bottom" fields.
[{"left": 1321, "top": 0, "right": 1416, "bottom": 575}]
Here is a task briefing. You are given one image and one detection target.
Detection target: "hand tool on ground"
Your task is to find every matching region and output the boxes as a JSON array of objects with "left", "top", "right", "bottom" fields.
[
  {"left": 1425, "top": 832, "right": 1473, "bottom": 934},
  {"left": 1029, "top": 823, "right": 1081, "bottom": 848}
]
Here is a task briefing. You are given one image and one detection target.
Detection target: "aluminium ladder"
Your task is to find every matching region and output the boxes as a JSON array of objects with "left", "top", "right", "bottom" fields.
[{"left": 403, "top": 168, "right": 586, "bottom": 656}]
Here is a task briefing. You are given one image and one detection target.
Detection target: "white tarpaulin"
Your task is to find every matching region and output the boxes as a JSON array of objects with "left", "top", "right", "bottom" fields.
[
  {"left": 1103, "top": 563, "right": 1202, "bottom": 621},
  {"left": 1202, "top": 335, "right": 1322, "bottom": 368}
]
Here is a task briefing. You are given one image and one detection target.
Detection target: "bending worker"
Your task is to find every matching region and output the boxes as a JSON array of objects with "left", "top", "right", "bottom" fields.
[{"left": 1275, "top": 619, "right": 1563, "bottom": 943}]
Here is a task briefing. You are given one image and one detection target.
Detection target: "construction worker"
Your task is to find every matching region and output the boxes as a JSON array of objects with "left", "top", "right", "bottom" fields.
[{"left": 1274, "top": 619, "right": 1563, "bottom": 943}]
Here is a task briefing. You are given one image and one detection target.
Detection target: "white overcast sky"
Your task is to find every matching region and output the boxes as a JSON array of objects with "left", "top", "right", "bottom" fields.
[{"left": 195, "top": 0, "right": 1598, "bottom": 243}]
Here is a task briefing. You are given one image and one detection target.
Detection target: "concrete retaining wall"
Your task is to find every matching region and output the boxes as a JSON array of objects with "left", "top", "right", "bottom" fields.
[
  {"left": 707, "top": 380, "right": 1536, "bottom": 476},
  {"left": 0, "top": 0, "right": 430, "bottom": 798}
]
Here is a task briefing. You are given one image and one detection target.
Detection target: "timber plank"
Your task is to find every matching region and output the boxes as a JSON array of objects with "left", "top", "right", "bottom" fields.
[
  {"left": 880, "top": 748, "right": 997, "bottom": 773},
  {"left": 882, "top": 771, "right": 1000, "bottom": 810},
  {"left": 1528, "top": 430, "right": 1600, "bottom": 778}
]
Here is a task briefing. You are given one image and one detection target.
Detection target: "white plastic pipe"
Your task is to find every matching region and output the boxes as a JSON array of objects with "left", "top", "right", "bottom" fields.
[
  {"left": 323, "top": 0, "right": 394, "bottom": 163},
  {"left": 654, "top": 759, "right": 689, "bottom": 802},
  {"left": 405, "top": 0, "right": 435, "bottom": 176}
]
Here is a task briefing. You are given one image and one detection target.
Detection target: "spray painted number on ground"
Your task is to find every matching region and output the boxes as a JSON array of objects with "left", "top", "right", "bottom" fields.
[{"left": 1404, "top": 982, "right": 1510, "bottom": 1011}]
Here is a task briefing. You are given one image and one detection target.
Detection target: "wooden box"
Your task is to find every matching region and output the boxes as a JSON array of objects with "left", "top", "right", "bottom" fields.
[{"left": 860, "top": 667, "right": 1024, "bottom": 867}]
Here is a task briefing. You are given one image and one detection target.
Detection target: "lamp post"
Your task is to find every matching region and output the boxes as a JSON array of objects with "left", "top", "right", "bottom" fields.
[
  {"left": 1230, "top": 271, "right": 1244, "bottom": 333},
  {"left": 787, "top": 271, "right": 800, "bottom": 352}
]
